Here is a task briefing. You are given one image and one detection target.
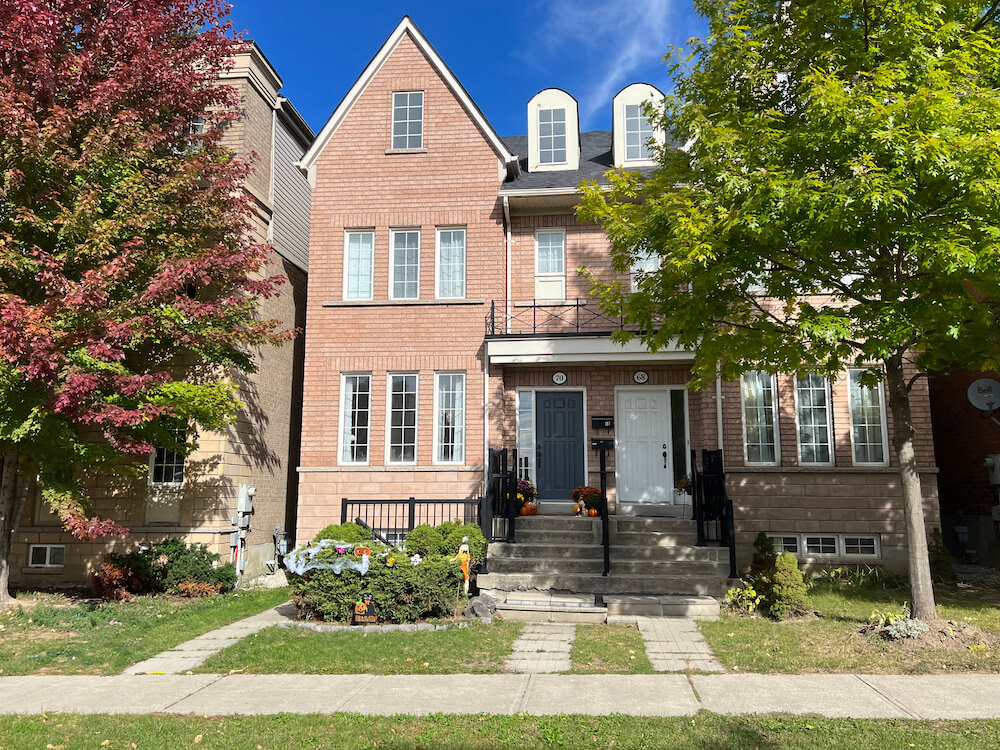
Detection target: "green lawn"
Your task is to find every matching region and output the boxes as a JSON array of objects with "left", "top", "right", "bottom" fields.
[
  {"left": 570, "top": 623, "right": 655, "bottom": 674},
  {"left": 196, "top": 621, "right": 523, "bottom": 675},
  {"left": 0, "top": 587, "right": 290, "bottom": 675},
  {"left": 1, "top": 713, "right": 998, "bottom": 749},
  {"left": 701, "top": 580, "right": 1000, "bottom": 674}
]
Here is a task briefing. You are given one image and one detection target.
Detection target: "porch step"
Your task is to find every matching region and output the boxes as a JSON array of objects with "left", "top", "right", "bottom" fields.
[
  {"left": 488, "top": 542, "right": 725, "bottom": 562},
  {"left": 604, "top": 595, "right": 721, "bottom": 621},
  {"left": 487, "top": 556, "right": 729, "bottom": 577},
  {"left": 610, "top": 531, "right": 698, "bottom": 547},
  {"left": 613, "top": 517, "right": 697, "bottom": 533},
  {"left": 515, "top": 516, "right": 600, "bottom": 532},
  {"left": 617, "top": 503, "right": 693, "bottom": 518},
  {"left": 516, "top": 528, "right": 600, "bottom": 545},
  {"left": 486, "top": 590, "right": 607, "bottom": 623},
  {"left": 476, "top": 571, "right": 729, "bottom": 597}
]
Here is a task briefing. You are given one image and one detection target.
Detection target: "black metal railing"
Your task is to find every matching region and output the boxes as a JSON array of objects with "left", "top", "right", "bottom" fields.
[
  {"left": 691, "top": 448, "right": 738, "bottom": 578},
  {"left": 598, "top": 443, "right": 611, "bottom": 576},
  {"left": 341, "top": 497, "right": 480, "bottom": 544},
  {"left": 485, "top": 299, "right": 634, "bottom": 338},
  {"left": 484, "top": 448, "right": 518, "bottom": 543}
]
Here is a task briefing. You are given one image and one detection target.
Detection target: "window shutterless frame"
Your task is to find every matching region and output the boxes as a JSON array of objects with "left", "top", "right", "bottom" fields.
[
  {"left": 739, "top": 371, "right": 780, "bottom": 465},
  {"left": 537, "top": 107, "right": 567, "bottom": 164},
  {"left": 624, "top": 103, "right": 654, "bottom": 161},
  {"left": 343, "top": 230, "right": 375, "bottom": 300},
  {"left": 435, "top": 226, "right": 466, "bottom": 299},
  {"left": 534, "top": 228, "right": 566, "bottom": 300},
  {"left": 847, "top": 368, "right": 890, "bottom": 466},
  {"left": 28, "top": 544, "right": 65, "bottom": 568},
  {"left": 433, "top": 372, "right": 466, "bottom": 464},
  {"left": 386, "top": 372, "right": 419, "bottom": 465},
  {"left": 793, "top": 373, "right": 834, "bottom": 466},
  {"left": 339, "top": 372, "right": 372, "bottom": 465},
  {"left": 391, "top": 91, "right": 424, "bottom": 150},
  {"left": 389, "top": 228, "right": 421, "bottom": 299}
]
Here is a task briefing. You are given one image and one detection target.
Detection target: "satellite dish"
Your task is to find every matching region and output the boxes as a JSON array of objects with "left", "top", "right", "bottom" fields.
[{"left": 967, "top": 379, "right": 1000, "bottom": 412}]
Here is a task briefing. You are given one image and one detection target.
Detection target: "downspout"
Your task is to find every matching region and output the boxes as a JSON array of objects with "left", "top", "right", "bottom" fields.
[
  {"left": 269, "top": 102, "right": 278, "bottom": 243},
  {"left": 716, "top": 375, "right": 725, "bottom": 454},
  {"left": 503, "top": 195, "right": 511, "bottom": 334}
]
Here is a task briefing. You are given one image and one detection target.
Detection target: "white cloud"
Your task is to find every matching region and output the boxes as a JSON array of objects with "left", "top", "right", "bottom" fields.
[{"left": 528, "top": 0, "right": 677, "bottom": 127}]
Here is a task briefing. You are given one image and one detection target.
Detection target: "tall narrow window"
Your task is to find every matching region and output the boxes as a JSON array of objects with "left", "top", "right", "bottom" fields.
[
  {"left": 341, "top": 374, "right": 371, "bottom": 464},
  {"left": 392, "top": 91, "right": 423, "bottom": 149},
  {"left": 345, "top": 231, "right": 374, "bottom": 300},
  {"left": 538, "top": 108, "right": 567, "bottom": 164},
  {"left": 151, "top": 425, "right": 186, "bottom": 485},
  {"left": 741, "top": 371, "right": 778, "bottom": 464},
  {"left": 390, "top": 229, "right": 420, "bottom": 299},
  {"left": 624, "top": 104, "right": 655, "bottom": 160},
  {"left": 795, "top": 374, "right": 832, "bottom": 464},
  {"left": 435, "top": 373, "right": 465, "bottom": 463},
  {"left": 388, "top": 373, "right": 418, "bottom": 463},
  {"left": 535, "top": 229, "right": 566, "bottom": 299},
  {"left": 517, "top": 391, "right": 534, "bottom": 482},
  {"left": 437, "top": 227, "right": 466, "bottom": 298},
  {"left": 849, "top": 369, "right": 887, "bottom": 464},
  {"left": 629, "top": 246, "right": 659, "bottom": 292}
]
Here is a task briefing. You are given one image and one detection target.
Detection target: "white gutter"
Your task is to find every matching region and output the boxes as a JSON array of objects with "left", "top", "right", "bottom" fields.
[{"left": 502, "top": 195, "right": 511, "bottom": 334}]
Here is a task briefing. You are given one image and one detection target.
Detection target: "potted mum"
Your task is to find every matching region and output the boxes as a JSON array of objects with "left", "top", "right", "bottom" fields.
[
  {"left": 572, "top": 486, "right": 603, "bottom": 516},
  {"left": 516, "top": 478, "right": 538, "bottom": 515}
]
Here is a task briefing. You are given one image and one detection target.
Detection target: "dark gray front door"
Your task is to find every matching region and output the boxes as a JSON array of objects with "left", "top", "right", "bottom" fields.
[{"left": 536, "top": 391, "right": 585, "bottom": 500}]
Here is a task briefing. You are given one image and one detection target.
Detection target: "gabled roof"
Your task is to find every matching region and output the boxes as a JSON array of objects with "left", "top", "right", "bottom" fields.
[{"left": 298, "top": 16, "right": 517, "bottom": 177}]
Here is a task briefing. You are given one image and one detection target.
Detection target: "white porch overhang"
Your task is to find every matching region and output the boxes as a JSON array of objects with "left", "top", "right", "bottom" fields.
[{"left": 486, "top": 335, "right": 694, "bottom": 366}]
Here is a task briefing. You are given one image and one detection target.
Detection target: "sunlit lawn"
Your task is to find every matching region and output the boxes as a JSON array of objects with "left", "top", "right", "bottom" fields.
[{"left": 570, "top": 623, "right": 655, "bottom": 674}]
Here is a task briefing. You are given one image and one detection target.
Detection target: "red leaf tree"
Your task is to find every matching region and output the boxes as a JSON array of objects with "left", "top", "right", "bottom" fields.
[{"left": 0, "top": 0, "right": 292, "bottom": 606}]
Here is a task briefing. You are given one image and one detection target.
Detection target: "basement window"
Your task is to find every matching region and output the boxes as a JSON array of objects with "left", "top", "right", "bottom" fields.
[
  {"left": 29, "top": 544, "right": 65, "bottom": 568},
  {"left": 804, "top": 536, "right": 837, "bottom": 555}
]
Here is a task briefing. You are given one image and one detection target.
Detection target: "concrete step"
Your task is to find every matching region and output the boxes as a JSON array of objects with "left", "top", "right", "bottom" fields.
[
  {"left": 488, "top": 542, "right": 726, "bottom": 563},
  {"left": 515, "top": 528, "right": 600, "bottom": 545},
  {"left": 487, "top": 556, "right": 728, "bottom": 577},
  {"left": 605, "top": 594, "right": 721, "bottom": 621},
  {"left": 486, "top": 590, "right": 607, "bottom": 623},
  {"left": 516, "top": 516, "right": 599, "bottom": 532},
  {"left": 613, "top": 517, "right": 697, "bottom": 533},
  {"left": 617, "top": 503, "right": 693, "bottom": 517},
  {"left": 610, "top": 531, "right": 698, "bottom": 546},
  {"left": 477, "top": 571, "right": 730, "bottom": 597}
]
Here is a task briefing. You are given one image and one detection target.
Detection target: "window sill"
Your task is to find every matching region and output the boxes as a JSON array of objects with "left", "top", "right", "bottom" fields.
[
  {"left": 323, "top": 299, "right": 485, "bottom": 308},
  {"left": 22, "top": 566, "right": 65, "bottom": 575},
  {"left": 729, "top": 465, "right": 938, "bottom": 474},
  {"left": 385, "top": 147, "right": 427, "bottom": 155},
  {"left": 299, "top": 465, "right": 487, "bottom": 473}
]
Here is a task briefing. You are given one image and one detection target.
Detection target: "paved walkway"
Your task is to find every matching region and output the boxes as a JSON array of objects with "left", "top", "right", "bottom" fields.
[
  {"left": 634, "top": 616, "right": 725, "bottom": 673},
  {"left": 2, "top": 673, "right": 1000, "bottom": 717},
  {"left": 123, "top": 602, "right": 296, "bottom": 675},
  {"left": 505, "top": 622, "right": 575, "bottom": 673}
]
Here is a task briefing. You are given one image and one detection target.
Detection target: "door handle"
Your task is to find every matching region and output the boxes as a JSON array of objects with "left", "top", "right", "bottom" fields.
[{"left": 662, "top": 443, "right": 667, "bottom": 469}]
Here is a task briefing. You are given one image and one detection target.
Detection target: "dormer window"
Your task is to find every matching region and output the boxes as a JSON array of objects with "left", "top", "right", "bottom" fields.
[
  {"left": 538, "top": 108, "right": 567, "bottom": 164},
  {"left": 624, "top": 104, "right": 654, "bottom": 161},
  {"left": 392, "top": 91, "right": 423, "bottom": 150}
]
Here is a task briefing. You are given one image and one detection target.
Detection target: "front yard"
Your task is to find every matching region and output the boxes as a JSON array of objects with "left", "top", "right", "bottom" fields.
[
  {"left": 0, "top": 588, "right": 290, "bottom": 675},
  {"left": 701, "top": 579, "right": 1000, "bottom": 674}
]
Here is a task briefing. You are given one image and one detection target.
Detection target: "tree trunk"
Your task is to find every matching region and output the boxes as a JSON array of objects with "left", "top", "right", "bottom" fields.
[
  {"left": 884, "top": 355, "right": 937, "bottom": 621},
  {"left": 0, "top": 454, "right": 21, "bottom": 610}
]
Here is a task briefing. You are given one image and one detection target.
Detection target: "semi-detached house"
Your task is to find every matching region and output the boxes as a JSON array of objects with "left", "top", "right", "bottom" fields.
[{"left": 296, "top": 17, "right": 940, "bottom": 597}]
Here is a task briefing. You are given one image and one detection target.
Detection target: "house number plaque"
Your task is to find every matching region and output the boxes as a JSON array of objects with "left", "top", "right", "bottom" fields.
[
  {"left": 633, "top": 370, "right": 649, "bottom": 384},
  {"left": 552, "top": 371, "right": 567, "bottom": 385}
]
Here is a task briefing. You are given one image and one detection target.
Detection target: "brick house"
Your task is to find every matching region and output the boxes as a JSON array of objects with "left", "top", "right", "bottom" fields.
[
  {"left": 11, "top": 43, "right": 313, "bottom": 587},
  {"left": 296, "top": 17, "right": 940, "bottom": 590}
]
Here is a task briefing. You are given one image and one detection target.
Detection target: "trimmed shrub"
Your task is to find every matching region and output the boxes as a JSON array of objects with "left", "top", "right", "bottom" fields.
[
  {"left": 749, "top": 531, "right": 775, "bottom": 576},
  {"left": 97, "top": 539, "right": 236, "bottom": 598},
  {"left": 405, "top": 524, "right": 446, "bottom": 557},
  {"left": 290, "top": 553, "right": 464, "bottom": 623},
  {"left": 313, "top": 523, "right": 373, "bottom": 544},
  {"left": 178, "top": 580, "right": 224, "bottom": 597},
  {"left": 762, "top": 552, "right": 810, "bottom": 620},
  {"left": 93, "top": 561, "right": 142, "bottom": 601}
]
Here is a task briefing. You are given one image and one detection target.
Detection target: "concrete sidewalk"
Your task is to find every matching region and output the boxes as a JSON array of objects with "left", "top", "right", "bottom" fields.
[{"left": 1, "top": 673, "right": 999, "bottom": 718}]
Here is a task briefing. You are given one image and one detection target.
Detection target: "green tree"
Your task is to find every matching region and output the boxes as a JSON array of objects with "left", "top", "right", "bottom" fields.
[{"left": 579, "top": 0, "right": 1000, "bottom": 621}]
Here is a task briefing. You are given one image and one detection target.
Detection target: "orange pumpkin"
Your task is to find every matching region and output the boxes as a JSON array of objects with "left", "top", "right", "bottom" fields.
[
  {"left": 588, "top": 507, "right": 599, "bottom": 517},
  {"left": 519, "top": 504, "right": 530, "bottom": 516},
  {"left": 530, "top": 503, "right": 539, "bottom": 515}
]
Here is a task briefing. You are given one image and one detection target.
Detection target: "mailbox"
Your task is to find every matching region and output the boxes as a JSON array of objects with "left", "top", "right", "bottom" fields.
[
  {"left": 590, "top": 438, "right": 614, "bottom": 452},
  {"left": 591, "top": 415, "right": 614, "bottom": 430}
]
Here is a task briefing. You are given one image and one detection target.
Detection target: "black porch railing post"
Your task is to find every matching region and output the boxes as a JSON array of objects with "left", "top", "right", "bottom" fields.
[
  {"left": 407, "top": 496, "right": 416, "bottom": 533},
  {"left": 575, "top": 298, "right": 580, "bottom": 332},
  {"left": 599, "top": 445, "right": 610, "bottom": 576},
  {"left": 341, "top": 498, "right": 348, "bottom": 525},
  {"left": 533, "top": 299, "right": 537, "bottom": 334},
  {"left": 692, "top": 450, "right": 705, "bottom": 547},
  {"left": 507, "top": 449, "right": 518, "bottom": 544},
  {"left": 488, "top": 300, "right": 495, "bottom": 336}
]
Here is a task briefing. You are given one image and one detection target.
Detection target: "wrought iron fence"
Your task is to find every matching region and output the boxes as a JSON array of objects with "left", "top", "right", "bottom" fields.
[
  {"left": 340, "top": 497, "right": 480, "bottom": 545},
  {"left": 691, "top": 448, "right": 738, "bottom": 578},
  {"left": 485, "top": 299, "right": 633, "bottom": 337}
]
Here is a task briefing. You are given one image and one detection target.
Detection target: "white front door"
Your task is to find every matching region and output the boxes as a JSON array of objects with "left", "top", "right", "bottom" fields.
[{"left": 615, "top": 388, "right": 672, "bottom": 504}]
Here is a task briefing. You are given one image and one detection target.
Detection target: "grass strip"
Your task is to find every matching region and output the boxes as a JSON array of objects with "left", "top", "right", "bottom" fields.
[{"left": 570, "top": 623, "right": 655, "bottom": 674}]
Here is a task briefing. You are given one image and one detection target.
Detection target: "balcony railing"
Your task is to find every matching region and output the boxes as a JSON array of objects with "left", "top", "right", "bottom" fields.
[{"left": 485, "top": 299, "right": 635, "bottom": 338}]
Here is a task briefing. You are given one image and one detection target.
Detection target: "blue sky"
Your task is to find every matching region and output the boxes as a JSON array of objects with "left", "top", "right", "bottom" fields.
[{"left": 229, "top": 1, "right": 706, "bottom": 137}]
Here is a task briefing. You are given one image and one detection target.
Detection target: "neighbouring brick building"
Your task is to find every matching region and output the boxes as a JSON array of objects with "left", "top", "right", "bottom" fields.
[
  {"left": 11, "top": 43, "right": 312, "bottom": 587},
  {"left": 296, "top": 16, "right": 940, "bottom": 576}
]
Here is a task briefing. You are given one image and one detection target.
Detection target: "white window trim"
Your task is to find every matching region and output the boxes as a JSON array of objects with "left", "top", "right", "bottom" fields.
[
  {"left": 768, "top": 533, "right": 882, "bottom": 559},
  {"left": 28, "top": 543, "right": 65, "bottom": 568},
  {"left": 534, "top": 228, "right": 566, "bottom": 300},
  {"left": 629, "top": 247, "right": 660, "bottom": 293},
  {"left": 623, "top": 103, "right": 655, "bottom": 163},
  {"left": 389, "top": 228, "right": 421, "bottom": 300},
  {"left": 537, "top": 107, "right": 568, "bottom": 166},
  {"left": 148, "top": 428, "right": 187, "bottom": 488},
  {"left": 433, "top": 371, "right": 466, "bottom": 465},
  {"left": 740, "top": 372, "right": 781, "bottom": 466},
  {"left": 848, "top": 368, "right": 890, "bottom": 467},
  {"left": 391, "top": 90, "right": 424, "bottom": 150},
  {"left": 793, "top": 374, "right": 835, "bottom": 467},
  {"left": 842, "top": 533, "right": 882, "bottom": 558},
  {"left": 343, "top": 229, "right": 375, "bottom": 301},
  {"left": 386, "top": 372, "right": 419, "bottom": 465},
  {"left": 435, "top": 226, "right": 466, "bottom": 299},
  {"left": 338, "top": 372, "right": 372, "bottom": 466}
]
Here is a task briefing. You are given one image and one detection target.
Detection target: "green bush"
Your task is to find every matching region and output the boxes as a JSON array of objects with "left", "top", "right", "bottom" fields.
[
  {"left": 289, "top": 553, "right": 464, "bottom": 623},
  {"left": 404, "top": 524, "right": 446, "bottom": 557},
  {"left": 761, "top": 552, "right": 810, "bottom": 620},
  {"left": 104, "top": 539, "right": 236, "bottom": 596},
  {"left": 313, "top": 523, "right": 373, "bottom": 544},
  {"left": 749, "top": 531, "right": 775, "bottom": 576}
]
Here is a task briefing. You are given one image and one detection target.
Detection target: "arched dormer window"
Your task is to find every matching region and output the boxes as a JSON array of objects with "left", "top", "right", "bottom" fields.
[
  {"left": 527, "top": 89, "right": 579, "bottom": 173},
  {"left": 612, "top": 83, "right": 666, "bottom": 168}
]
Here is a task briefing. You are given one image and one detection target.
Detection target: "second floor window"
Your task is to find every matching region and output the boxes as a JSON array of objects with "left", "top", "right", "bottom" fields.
[
  {"left": 391, "top": 229, "right": 420, "bottom": 299},
  {"left": 388, "top": 373, "right": 418, "bottom": 463},
  {"left": 392, "top": 91, "right": 423, "bottom": 149},
  {"left": 795, "top": 374, "right": 832, "bottom": 464},
  {"left": 629, "top": 246, "right": 659, "bottom": 292},
  {"left": 341, "top": 374, "right": 371, "bottom": 464},
  {"left": 538, "top": 108, "right": 567, "bottom": 164},
  {"left": 625, "top": 104, "right": 654, "bottom": 160},
  {"left": 345, "top": 230, "right": 374, "bottom": 300},
  {"left": 150, "top": 426, "right": 186, "bottom": 485},
  {"left": 437, "top": 228, "right": 466, "bottom": 298},
  {"left": 742, "top": 371, "right": 778, "bottom": 464},
  {"left": 535, "top": 229, "right": 566, "bottom": 300}
]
